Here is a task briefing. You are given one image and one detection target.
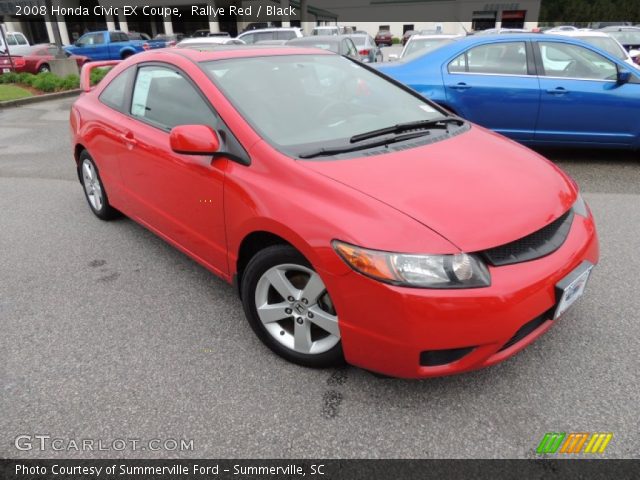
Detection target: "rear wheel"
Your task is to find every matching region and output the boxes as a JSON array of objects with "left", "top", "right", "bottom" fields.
[
  {"left": 241, "top": 245, "right": 344, "bottom": 368},
  {"left": 79, "top": 151, "right": 120, "bottom": 220},
  {"left": 38, "top": 64, "right": 50, "bottom": 73}
]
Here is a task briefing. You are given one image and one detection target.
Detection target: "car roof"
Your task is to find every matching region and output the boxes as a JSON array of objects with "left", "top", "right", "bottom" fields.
[
  {"left": 164, "top": 45, "right": 334, "bottom": 62},
  {"left": 410, "top": 34, "right": 463, "bottom": 40},
  {"left": 288, "top": 35, "right": 345, "bottom": 43},
  {"left": 549, "top": 30, "right": 610, "bottom": 38},
  {"left": 239, "top": 27, "right": 300, "bottom": 34},
  {"left": 178, "top": 37, "right": 237, "bottom": 45}
]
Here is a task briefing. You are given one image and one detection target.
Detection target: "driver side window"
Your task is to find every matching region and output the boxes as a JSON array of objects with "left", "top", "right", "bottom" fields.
[{"left": 539, "top": 42, "right": 618, "bottom": 81}]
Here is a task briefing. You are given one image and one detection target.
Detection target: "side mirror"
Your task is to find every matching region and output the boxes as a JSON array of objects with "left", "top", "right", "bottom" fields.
[
  {"left": 170, "top": 125, "right": 220, "bottom": 155},
  {"left": 388, "top": 54, "right": 398, "bottom": 61},
  {"left": 617, "top": 70, "right": 631, "bottom": 85}
]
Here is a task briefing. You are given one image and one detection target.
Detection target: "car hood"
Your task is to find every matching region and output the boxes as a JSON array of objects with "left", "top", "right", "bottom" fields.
[{"left": 300, "top": 126, "right": 577, "bottom": 252}]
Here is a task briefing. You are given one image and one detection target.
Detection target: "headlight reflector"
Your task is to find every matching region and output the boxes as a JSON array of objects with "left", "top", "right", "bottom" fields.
[{"left": 332, "top": 240, "right": 490, "bottom": 289}]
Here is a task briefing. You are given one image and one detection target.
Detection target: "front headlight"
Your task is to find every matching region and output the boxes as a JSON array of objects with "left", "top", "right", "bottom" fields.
[{"left": 332, "top": 240, "right": 491, "bottom": 289}]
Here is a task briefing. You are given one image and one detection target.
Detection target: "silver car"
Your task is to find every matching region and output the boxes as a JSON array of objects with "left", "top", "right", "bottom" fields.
[{"left": 348, "top": 34, "right": 383, "bottom": 63}]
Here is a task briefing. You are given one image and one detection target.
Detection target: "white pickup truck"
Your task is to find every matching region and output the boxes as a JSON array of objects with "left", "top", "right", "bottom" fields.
[{"left": 0, "top": 31, "right": 31, "bottom": 56}]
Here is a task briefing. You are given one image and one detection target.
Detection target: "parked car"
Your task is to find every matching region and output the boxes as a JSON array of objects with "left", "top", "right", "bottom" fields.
[
  {"left": 5, "top": 44, "right": 88, "bottom": 74},
  {"left": 375, "top": 29, "right": 393, "bottom": 46},
  {"left": 375, "top": 30, "right": 393, "bottom": 46},
  {"left": 153, "top": 33, "right": 186, "bottom": 47},
  {"left": 389, "top": 34, "right": 463, "bottom": 61},
  {"left": 589, "top": 22, "right": 633, "bottom": 29},
  {"left": 0, "top": 55, "right": 22, "bottom": 73},
  {"left": 376, "top": 34, "right": 640, "bottom": 149},
  {"left": 286, "top": 36, "right": 360, "bottom": 60},
  {"left": 600, "top": 26, "right": 640, "bottom": 63},
  {"left": 237, "top": 27, "right": 303, "bottom": 44},
  {"left": 71, "top": 47, "right": 598, "bottom": 378},
  {"left": 176, "top": 37, "right": 245, "bottom": 48},
  {"left": 242, "top": 22, "right": 280, "bottom": 32},
  {"left": 348, "top": 34, "right": 383, "bottom": 62},
  {"left": 0, "top": 31, "right": 31, "bottom": 55},
  {"left": 549, "top": 30, "right": 639, "bottom": 67},
  {"left": 312, "top": 26, "right": 340, "bottom": 36},
  {"left": 126, "top": 31, "right": 151, "bottom": 41},
  {"left": 192, "top": 29, "right": 212, "bottom": 38},
  {"left": 65, "top": 30, "right": 160, "bottom": 60},
  {"left": 402, "top": 30, "right": 417, "bottom": 46}
]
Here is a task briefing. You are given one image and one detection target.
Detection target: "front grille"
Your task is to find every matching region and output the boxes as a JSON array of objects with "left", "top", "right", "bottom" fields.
[
  {"left": 482, "top": 210, "right": 574, "bottom": 266},
  {"left": 499, "top": 308, "right": 554, "bottom": 352}
]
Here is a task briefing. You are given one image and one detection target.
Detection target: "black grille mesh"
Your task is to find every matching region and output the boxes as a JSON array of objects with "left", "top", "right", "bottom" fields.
[{"left": 482, "top": 210, "right": 574, "bottom": 266}]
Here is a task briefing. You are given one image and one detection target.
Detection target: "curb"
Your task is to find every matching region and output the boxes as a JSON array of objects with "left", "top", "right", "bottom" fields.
[{"left": 0, "top": 89, "right": 81, "bottom": 108}]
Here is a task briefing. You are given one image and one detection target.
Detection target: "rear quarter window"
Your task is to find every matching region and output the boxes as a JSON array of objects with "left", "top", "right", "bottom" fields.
[{"left": 99, "top": 67, "right": 134, "bottom": 112}]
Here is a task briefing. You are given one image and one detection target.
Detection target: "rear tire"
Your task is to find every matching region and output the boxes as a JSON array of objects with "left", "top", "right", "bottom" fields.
[
  {"left": 38, "top": 64, "right": 50, "bottom": 73},
  {"left": 78, "top": 150, "right": 120, "bottom": 220},
  {"left": 241, "top": 245, "right": 344, "bottom": 368}
]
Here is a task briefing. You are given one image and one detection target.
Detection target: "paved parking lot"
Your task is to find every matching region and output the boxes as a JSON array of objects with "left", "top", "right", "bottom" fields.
[{"left": 1, "top": 98, "right": 639, "bottom": 459}]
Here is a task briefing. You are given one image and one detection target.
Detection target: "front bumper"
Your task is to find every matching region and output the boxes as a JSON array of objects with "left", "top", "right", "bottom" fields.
[{"left": 322, "top": 212, "right": 599, "bottom": 378}]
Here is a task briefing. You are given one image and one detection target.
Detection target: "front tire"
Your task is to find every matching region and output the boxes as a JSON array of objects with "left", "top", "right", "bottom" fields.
[
  {"left": 79, "top": 151, "right": 120, "bottom": 220},
  {"left": 241, "top": 245, "right": 344, "bottom": 368}
]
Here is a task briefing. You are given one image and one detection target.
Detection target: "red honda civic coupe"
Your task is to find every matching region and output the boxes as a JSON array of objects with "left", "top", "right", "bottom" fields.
[{"left": 70, "top": 46, "right": 598, "bottom": 378}]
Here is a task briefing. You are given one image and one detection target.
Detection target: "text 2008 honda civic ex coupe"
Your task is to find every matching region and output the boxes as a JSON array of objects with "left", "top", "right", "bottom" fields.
[{"left": 70, "top": 46, "right": 598, "bottom": 378}]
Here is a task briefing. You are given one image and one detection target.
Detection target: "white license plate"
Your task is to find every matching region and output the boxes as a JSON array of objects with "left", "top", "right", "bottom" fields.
[
  {"left": 554, "top": 262, "right": 593, "bottom": 319},
  {"left": 2, "top": 68, "right": 10, "bottom": 73}
]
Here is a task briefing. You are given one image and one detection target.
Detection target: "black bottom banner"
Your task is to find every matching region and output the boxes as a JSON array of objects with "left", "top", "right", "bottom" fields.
[{"left": 1, "top": 459, "right": 639, "bottom": 480}]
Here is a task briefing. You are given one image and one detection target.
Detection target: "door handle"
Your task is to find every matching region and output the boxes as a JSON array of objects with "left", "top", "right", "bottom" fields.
[
  {"left": 448, "top": 82, "right": 472, "bottom": 91},
  {"left": 119, "top": 132, "right": 137, "bottom": 146},
  {"left": 546, "top": 87, "right": 570, "bottom": 95}
]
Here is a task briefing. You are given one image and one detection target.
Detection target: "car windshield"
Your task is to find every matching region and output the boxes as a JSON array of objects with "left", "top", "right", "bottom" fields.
[
  {"left": 402, "top": 38, "right": 454, "bottom": 59},
  {"left": 202, "top": 54, "right": 442, "bottom": 154},
  {"left": 351, "top": 36, "right": 366, "bottom": 46},
  {"left": 578, "top": 36, "right": 627, "bottom": 60}
]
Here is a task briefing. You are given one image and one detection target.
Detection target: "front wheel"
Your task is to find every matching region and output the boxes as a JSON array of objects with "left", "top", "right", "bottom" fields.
[{"left": 241, "top": 245, "right": 344, "bottom": 368}]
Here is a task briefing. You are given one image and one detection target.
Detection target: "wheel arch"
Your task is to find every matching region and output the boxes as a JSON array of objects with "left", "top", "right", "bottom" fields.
[
  {"left": 74, "top": 143, "right": 87, "bottom": 183},
  {"left": 120, "top": 48, "right": 135, "bottom": 59},
  {"left": 234, "top": 230, "right": 299, "bottom": 297}
]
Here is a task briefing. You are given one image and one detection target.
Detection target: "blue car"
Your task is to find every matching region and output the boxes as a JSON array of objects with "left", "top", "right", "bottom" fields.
[{"left": 377, "top": 34, "right": 640, "bottom": 149}]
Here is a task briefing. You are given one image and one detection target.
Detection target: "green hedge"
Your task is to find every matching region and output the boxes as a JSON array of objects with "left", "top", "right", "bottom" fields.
[{"left": 0, "top": 67, "right": 111, "bottom": 92}]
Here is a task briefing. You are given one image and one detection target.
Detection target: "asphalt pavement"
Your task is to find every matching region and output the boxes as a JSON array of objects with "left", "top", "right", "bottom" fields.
[{"left": 1, "top": 98, "right": 639, "bottom": 459}]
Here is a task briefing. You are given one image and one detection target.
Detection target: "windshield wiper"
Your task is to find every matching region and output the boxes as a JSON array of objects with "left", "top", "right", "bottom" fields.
[
  {"left": 350, "top": 116, "right": 465, "bottom": 143},
  {"left": 298, "top": 131, "right": 432, "bottom": 159}
]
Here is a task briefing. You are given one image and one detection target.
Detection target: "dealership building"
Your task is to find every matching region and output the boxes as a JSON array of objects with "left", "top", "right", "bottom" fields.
[{"left": 1, "top": 0, "right": 540, "bottom": 45}]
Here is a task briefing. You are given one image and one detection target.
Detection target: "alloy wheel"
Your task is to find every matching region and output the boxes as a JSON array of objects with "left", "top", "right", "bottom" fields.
[
  {"left": 254, "top": 263, "right": 340, "bottom": 355},
  {"left": 82, "top": 159, "right": 104, "bottom": 211}
]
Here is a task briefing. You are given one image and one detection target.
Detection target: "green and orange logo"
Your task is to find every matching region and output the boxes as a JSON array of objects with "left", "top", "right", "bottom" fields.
[{"left": 536, "top": 432, "right": 613, "bottom": 454}]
